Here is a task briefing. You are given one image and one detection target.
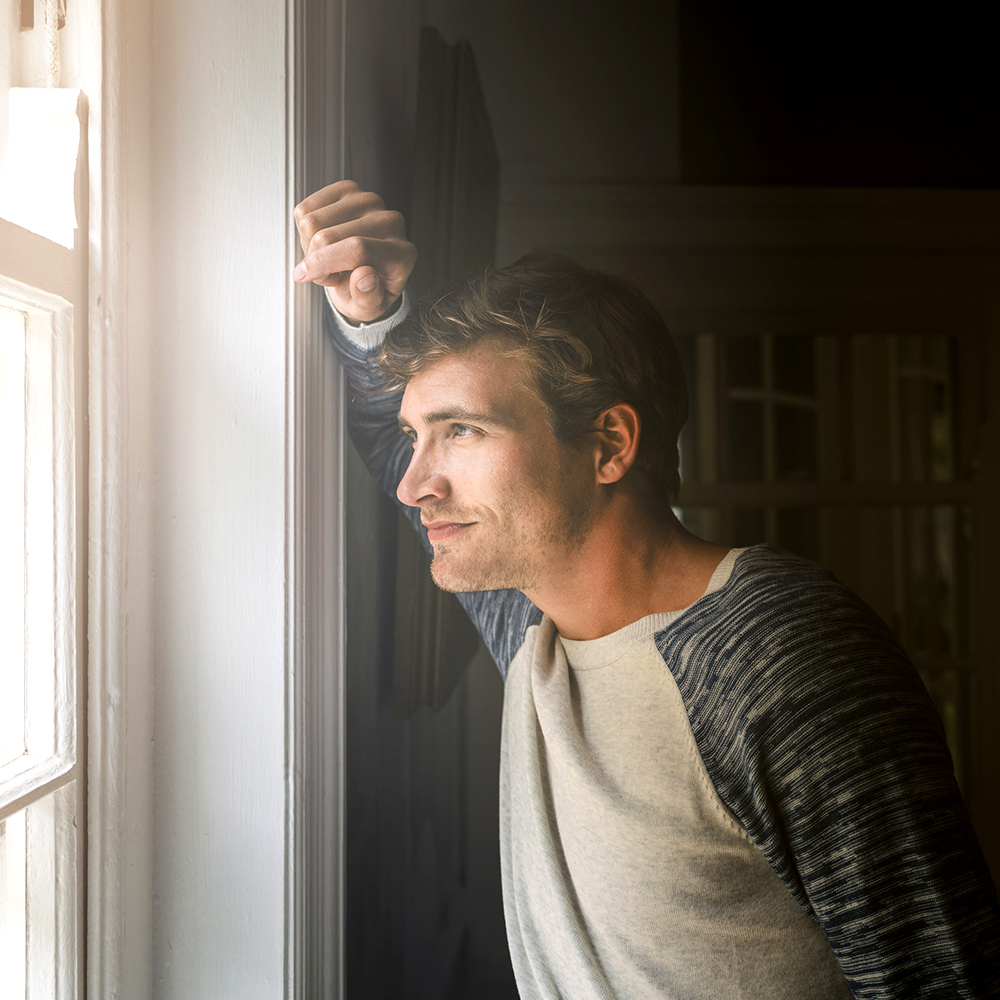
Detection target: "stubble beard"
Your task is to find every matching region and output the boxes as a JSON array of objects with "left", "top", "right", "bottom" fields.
[{"left": 427, "top": 472, "right": 596, "bottom": 596}]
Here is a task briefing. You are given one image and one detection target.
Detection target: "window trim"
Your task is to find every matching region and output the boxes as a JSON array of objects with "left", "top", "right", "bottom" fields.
[{"left": 0, "top": 278, "right": 77, "bottom": 825}]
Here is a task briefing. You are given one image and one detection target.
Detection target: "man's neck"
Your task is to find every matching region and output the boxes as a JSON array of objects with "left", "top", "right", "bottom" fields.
[{"left": 525, "top": 504, "right": 731, "bottom": 642}]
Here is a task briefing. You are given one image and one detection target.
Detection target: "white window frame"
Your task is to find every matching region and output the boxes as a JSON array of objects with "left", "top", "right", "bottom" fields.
[
  {"left": 0, "top": 274, "right": 80, "bottom": 1000},
  {"left": 0, "top": 277, "right": 77, "bottom": 812}
]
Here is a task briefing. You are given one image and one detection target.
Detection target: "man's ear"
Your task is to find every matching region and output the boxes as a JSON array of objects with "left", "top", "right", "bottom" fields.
[{"left": 594, "top": 404, "right": 641, "bottom": 484}]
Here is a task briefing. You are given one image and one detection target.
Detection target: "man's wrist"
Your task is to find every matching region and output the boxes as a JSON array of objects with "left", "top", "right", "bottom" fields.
[
  {"left": 325, "top": 286, "right": 413, "bottom": 351},
  {"left": 335, "top": 292, "right": 404, "bottom": 328}
]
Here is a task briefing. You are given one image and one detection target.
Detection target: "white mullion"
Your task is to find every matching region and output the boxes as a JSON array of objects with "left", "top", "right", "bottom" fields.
[{"left": 0, "top": 760, "right": 76, "bottom": 824}]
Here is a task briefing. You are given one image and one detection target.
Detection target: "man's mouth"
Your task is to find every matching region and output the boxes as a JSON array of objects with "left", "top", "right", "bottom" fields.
[{"left": 423, "top": 520, "right": 475, "bottom": 543}]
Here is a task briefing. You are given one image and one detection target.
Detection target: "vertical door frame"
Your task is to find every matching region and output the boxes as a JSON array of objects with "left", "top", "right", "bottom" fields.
[{"left": 286, "top": 0, "right": 348, "bottom": 995}]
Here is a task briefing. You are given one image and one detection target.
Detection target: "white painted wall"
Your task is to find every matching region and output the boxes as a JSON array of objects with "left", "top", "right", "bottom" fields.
[{"left": 126, "top": 0, "right": 289, "bottom": 994}]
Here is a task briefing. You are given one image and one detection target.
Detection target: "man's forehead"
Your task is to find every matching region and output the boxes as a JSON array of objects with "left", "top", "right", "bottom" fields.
[{"left": 399, "top": 342, "right": 538, "bottom": 424}]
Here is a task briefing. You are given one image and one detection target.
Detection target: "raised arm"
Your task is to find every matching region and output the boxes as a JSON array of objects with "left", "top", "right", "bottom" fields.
[{"left": 292, "top": 181, "right": 541, "bottom": 677}]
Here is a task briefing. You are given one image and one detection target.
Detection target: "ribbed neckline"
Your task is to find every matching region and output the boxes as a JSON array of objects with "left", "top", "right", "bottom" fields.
[{"left": 558, "top": 547, "right": 747, "bottom": 671}]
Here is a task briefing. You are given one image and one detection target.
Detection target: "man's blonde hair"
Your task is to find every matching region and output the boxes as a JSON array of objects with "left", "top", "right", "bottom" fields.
[{"left": 379, "top": 252, "right": 688, "bottom": 504}]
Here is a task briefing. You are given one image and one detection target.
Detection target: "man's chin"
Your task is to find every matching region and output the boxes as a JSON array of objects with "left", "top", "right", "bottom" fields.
[
  {"left": 430, "top": 550, "right": 533, "bottom": 595},
  {"left": 429, "top": 550, "right": 501, "bottom": 594},
  {"left": 429, "top": 562, "right": 486, "bottom": 594}
]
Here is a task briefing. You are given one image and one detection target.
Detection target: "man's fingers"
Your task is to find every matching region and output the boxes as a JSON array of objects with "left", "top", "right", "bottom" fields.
[
  {"left": 304, "top": 210, "right": 407, "bottom": 259},
  {"left": 293, "top": 235, "right": 416, "bottom": 292},
  {"left": 293, "top": 179, "right": 367, "bottom": 222},
  {"left": 295, "top": 186, "right": 387, "bottom": 255}
]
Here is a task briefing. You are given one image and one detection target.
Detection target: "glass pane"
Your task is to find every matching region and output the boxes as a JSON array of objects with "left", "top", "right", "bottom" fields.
[
  {"left": 774, "top": 404, "right": 817, "bottom": 481},
  {"left": 726, "top": 336, "right": 761, "bottom": 388},
  {"left": 854, "top": 506, "right": 900, "bottom": 636},
  {"left": 727, "top": 399, "right": 764, "bottom": 481},
  {"left": 918, "top": 669, "right": 967, "bottom": 790},
  {"left": 0, "top": 304, "right": 26, "bottom": 768},
  {"left": 849, "top": 336, "right": 895, "bottom": 481},
  {"left": 731, "top": 507, "right": 765, "bottom": 547},
  {"left": 0, "top": 782, "right": 77, "bottom": 1000},
  {"left": 776, "top": 507, "right": 819, "bottom": 563},
  {"left": 674, "top": 507, "right": 723, "bottom": 545},
  {"left": 901, "top": 504, "right": 970, "bottom": 660},
  {"left": 675, "top": 334, "right": 698, "bottom": 485},
  {"left": 773, "top": 334, "right": 815, "bottom": 396},
  {"left": 0, "top": 808, "right": 27, "bottom": 1000},
  {"left": 897, "top": 335, "right": 954, "bottom": 483}
]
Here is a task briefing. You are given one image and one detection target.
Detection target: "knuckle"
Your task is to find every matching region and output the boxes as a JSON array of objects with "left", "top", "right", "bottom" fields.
[
  {"left": 383, "top": 209, "right": 405, "bottom": 232},
  {"left": 343, "top": 235, "right": 367, "bottom": 261},
  {"left": 359, "top": 191, "right": 385, "bottom": 212},
  {"left": 297, "top": 211, "right": 319, "bottom": 238}
]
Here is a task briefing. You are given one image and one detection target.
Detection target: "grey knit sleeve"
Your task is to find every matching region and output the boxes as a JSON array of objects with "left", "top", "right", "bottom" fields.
[{"left": 657, "top": 545, "right": 1000, "bottom": 998}]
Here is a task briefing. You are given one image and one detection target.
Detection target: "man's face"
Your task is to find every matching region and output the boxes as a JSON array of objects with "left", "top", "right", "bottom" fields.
[{"left": 396, "top": 340, "right": 597, "bottom": 594}]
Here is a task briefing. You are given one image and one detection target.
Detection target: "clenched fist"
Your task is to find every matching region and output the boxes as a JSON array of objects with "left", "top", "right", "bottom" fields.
[{"left": 293, "top": 180, "right": 417, "bottom": 324}]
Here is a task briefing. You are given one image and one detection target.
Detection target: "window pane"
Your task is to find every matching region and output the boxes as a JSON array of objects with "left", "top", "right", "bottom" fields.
[
  {"left": 674, "top": 507, "right": 723, "bottom": 544},
  {"left": 0, "top": 304, "right": 26, "bottom": 769},
  {"left": 0, "top": 807, "right": 27, "bottom": 1000},
  {"left": 726, "top": 336, "right": 762, "bottom": 388},
  {"left": 0, "top": 782, "right": 77, "bottom": 1000},
  {"left": 774, "top": 404, "right": 817, "bottom": 481},
  {"left": 897, "top": 335, "right": 954, "bottom": 483},
  {"left": 731, "top": 507, "right": 765, "bottom": 547},
  {"left": 849, "top": 335, "right": 895, "bottom": 481},
  {"left": 727, "top": 399, "right": 764, "bottom": 481},
  {"left": 773, "top": 334, "right": 815, "bottom": 396},
  {"left": 918, "top": 669, "right": 967, "bottom": 790},
  {"left": 776, "top": 507, "right": 819, "bottom": 563}
]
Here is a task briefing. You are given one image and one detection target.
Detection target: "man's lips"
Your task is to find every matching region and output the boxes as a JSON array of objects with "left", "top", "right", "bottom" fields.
[{"left": 423, "top": 520, "right": 475, "bottom": 543}]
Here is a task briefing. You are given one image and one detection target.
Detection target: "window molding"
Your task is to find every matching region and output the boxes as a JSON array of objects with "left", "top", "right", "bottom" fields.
[
  {"left": 0, "top": 278, "right": 76, "bottom": 825},
  {"left": 285, "top": 0, "right": 347, "bottom": 995},
  {"left": 85, "top": 0, "right": 132, "bottom": 992}
]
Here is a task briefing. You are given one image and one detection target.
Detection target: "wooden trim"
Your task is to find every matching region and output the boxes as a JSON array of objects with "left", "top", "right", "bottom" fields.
[
  {"left": 286, "top": 0, "right": 346, "bottom": 995},
  {"left": 86, "top": 0, "right": 130, "bottom": 992}
]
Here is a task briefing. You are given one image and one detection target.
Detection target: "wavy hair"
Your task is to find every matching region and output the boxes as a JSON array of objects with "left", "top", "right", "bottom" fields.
[{"left": 378, "top": 252, "right": 688, "bottom": 504}]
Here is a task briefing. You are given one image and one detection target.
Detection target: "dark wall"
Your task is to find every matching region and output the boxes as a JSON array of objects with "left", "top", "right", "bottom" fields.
[
  {"left": 447, "top": 1, "right": 1000, "bottom": 189},
  {"left": 679, "top": 2, "right": 1000, "bottom": 187}
]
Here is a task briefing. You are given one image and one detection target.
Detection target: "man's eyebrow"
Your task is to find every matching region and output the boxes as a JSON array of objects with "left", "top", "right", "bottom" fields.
[{"left": 398, "top": 407, "right": 515, "bottom": 429}]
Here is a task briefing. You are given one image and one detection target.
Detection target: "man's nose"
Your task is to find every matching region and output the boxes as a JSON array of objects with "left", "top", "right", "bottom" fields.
[{"left": 396, "top": 446, "right": 449, "bottom": 508}]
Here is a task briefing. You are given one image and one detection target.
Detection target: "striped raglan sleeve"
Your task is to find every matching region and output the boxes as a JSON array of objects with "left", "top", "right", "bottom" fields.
[
  {"left": 661, "top": 546, "right": 1000, "bottom": 998},
  {"left": 324, "top": 293, "right": 539, "bottom": 678}
]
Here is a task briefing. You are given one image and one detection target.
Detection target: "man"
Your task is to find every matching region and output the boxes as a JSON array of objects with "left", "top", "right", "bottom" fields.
[{"left": 294, "top": 180, "right": 1000, "bottom": 998}]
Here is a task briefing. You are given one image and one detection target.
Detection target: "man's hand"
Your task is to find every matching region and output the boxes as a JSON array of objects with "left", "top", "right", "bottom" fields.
[{"left": 293, "top": 180, "right": 417, "bottom": 324}]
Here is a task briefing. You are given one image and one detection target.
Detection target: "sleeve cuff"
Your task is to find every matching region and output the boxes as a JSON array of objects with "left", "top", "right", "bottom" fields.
[{"left": 324, "top": 286, "right": 413, "bottom": 351}]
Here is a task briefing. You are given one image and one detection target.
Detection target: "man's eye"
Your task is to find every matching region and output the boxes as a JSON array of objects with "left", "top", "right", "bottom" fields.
[{"left": 452, "top": 424, "right": 477, "bottom": 438}]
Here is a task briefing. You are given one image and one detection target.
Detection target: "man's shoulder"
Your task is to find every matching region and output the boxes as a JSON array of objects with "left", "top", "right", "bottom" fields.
[
  {"left": 692, "top": 543, "right": 893, "bottom": 645},
  {"left": 656, "top": 543, "right": 917, "bottom": 707}
]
